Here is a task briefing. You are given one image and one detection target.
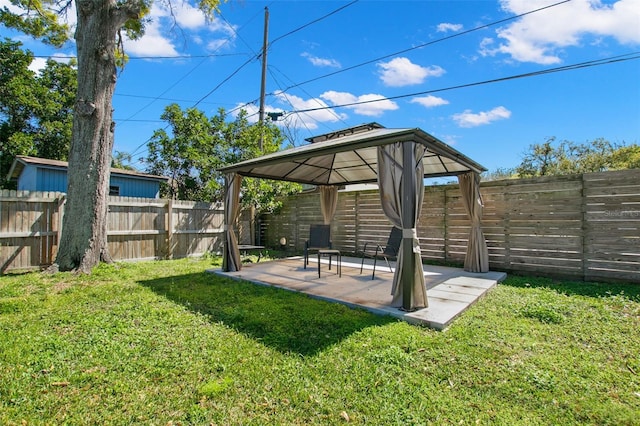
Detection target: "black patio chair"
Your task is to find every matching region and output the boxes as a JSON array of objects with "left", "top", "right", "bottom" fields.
[
  {"left": 359, "top": 226, "right": 403, "bottom": 279},
  {"left": 304, "top": 224, "right": 332, "bottom": 268}
]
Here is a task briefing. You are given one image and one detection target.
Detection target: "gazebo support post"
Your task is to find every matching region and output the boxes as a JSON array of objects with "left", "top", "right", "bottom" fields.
[{"left": 401, "top": 142, "right": 415, "bottom": 311}]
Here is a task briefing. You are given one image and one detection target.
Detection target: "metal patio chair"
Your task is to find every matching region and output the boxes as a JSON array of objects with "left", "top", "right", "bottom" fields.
[
  {"left": 304, "top": 224, "right": 332, "bottom": 268},
  {"left": 359, "top": 226, "right": 402, "bottom": 279}
]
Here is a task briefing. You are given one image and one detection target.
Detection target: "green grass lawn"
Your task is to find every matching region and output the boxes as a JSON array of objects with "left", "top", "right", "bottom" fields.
[{"left": 1, "top": 257, "right": 638, "bottom": 425}]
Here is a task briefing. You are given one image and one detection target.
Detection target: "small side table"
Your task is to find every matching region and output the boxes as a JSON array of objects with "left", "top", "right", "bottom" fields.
[
  {"left": 317, "top": 249, "right": 341, "bottom": 278},
  {"left": 238, "top": 245, "right": 265, "bottom": 262}
]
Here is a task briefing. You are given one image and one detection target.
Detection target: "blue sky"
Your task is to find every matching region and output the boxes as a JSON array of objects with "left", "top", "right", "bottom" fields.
[{"left": 3, "top": 0, "right": 640, "bottom": 173}]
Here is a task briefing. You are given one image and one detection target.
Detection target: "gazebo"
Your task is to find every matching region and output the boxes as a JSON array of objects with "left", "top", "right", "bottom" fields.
[{"left": 218, "top": 123, "right": 489, "bottom": 312}]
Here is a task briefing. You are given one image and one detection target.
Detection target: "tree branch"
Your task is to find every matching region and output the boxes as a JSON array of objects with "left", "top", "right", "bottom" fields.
[{"left": 112, "top": 0, "right": 145, "bottom": 28}]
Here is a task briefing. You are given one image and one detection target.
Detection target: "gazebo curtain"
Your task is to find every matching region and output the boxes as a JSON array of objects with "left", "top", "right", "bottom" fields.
[
  {"left": 222, "top": 172, "right": 242, "bottom": 272},
  {"left": 377, "top": 142, "right": 428, "bottom": 310},
  {"left": 319, "top": 185, "right": 338, "bottom": 224},
  {"left": 458, "top": 171, "right": 489, "bottom": 273}
]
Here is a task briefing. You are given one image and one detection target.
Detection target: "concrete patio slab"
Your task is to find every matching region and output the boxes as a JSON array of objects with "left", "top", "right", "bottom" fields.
[{"left": 211, "top": 256, "right": 506, "bottom": 330}]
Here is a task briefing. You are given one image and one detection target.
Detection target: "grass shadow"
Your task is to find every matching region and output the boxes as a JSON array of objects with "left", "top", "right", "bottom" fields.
[
  {"left": 501, "top": 274, "right": 640, "bottom": 301},
  {"left": 139, "top": 271, "right": 395, "bottom": 356}
]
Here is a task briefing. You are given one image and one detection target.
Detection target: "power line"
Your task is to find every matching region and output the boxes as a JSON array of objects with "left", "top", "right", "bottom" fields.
[
  {"left": 125, "top": 0, "right": 575, "bottom": 163},
  {"left": 269, "top": 0, "right": 359, "bottom": 47},
  {"left": 282, "top": 52, "right": 640, "bottom": 117},
  {"left": 192, "top": 55, "right": 259, "bottom": 107},
  {"left": 181, "top": 0, "right": 579, "bottom": 140},
  {"left": 115, "top": 93, "right": 232, "bottom": 106},
  {"left": 119, "top": 5, "right": 267, "bottom": 128},
  {"left": 270, "top": 0, "right": 573, "bottom": 98},
  {"left": 32, "top": 52, "right": 246, "bottom": 60},
  {"left": 121, "top": 10, "right": 265, "bottom": 159},
  {"left": 197, "top": 1, "right": 361, "bottom": 110},
  {"left": 120, "top": 0, "right": 574, "bottom": 118},
  {"left": 267, "top": 64, "right": 349, "bottom": 137},
  {"left": 126, "top": 50, "right": 639, "bottom": 163}
]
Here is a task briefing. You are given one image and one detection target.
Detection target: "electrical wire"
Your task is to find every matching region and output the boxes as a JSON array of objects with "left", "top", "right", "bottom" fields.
[
  {"left": 126, "top": 0, "right": 577, "bottom": 163},
  {"left": 269, "top": 0, "right": 573, "bottom": 98},
  {"left": 123, "top": 9, "right": 266, "bottom": 159},
  {"left": 115, "top": 93, "right": 231, "bottom": 106},
  {"left": 281, "top": 52, "right": 640, "bottom": 117},
  {"left": 125, "top": 0, "right": 575, "bottom": 126},
  {"left": 32, "top": 53, "right": 246, "bottom": 60},
  {"left": 129, "top": 50, "right": 639, "bottom": 163},
  {"left": 268, "top": 0, "right": 359, "bottom": 47}
]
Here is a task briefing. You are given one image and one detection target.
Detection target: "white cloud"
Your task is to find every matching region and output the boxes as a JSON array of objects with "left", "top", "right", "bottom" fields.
[
  {"left": 0, "top": 0, "right": 21, "bottom": 13},
  {"left": 232, "top": 102, "right": 291, "bottom": 127},
  {"left": 173, "top": 2, "right": 206, "bottom": 29},
  {"left": 481, "top": 0, "right": 640, "bottom": 64},
  {"left": 249, "top": 91, "right": 348, "bottom": 130},
  {"left": 123, "top": 3, "right": 236, "bottom": 57},
  {"left": 207, "top": 38, "right": 231, "bottom": 51},
  {"left": 301, "top": 52, "right": 341, "bottom": 68},
  {"left": 124, "top": 17, "right": 180, "bottom": 57},
  {"left": 377, "top": 57, "right": 445, "bottom": 87},
  {"left": 410, "top": 95, "right": 449, "bottom": 108},
  {"left": 28, "top": 54, "right": 75, "bottom": 74},
  {"left": 437, "top": 23, "right": 463, "bottom": 32},
  {"left": 452, "top": 106, "right": 511, "bottom": 127},
  {"left": 320, "top": 91, "right": 398, "bottom": 117},
  {"left": 28, "top": 57, "right": 48, "bottom": 74},
  {"left": 0, "top": 0, "right": 77, "bottom": 30},
  {"left": 203, "top": 16, "right": 238, "bottom": 52}
]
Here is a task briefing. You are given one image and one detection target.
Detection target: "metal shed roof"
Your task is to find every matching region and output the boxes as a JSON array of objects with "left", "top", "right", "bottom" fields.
[
  {"left": 218, "top": 123, "right": 486, "bottom": 186},
  {"left": 7, "top": 155, "right": 169, "bottom": 182}
]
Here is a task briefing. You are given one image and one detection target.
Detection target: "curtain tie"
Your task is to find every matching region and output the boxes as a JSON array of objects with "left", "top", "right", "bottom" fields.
[
  {"left": 402, "top": 228, "right": 421, "bottom": 254},
  {"left": 402, "top": 228, "right": 417, "bottom": 239}
]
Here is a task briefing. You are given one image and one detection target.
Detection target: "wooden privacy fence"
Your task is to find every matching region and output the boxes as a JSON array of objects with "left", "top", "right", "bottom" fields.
[
  {"left": 0, "top": 191, "right": 227, "bottom": 273},
  {"left": 261, "top": 169, "right": 640, "bottom": 284},
  {"left": 2, "top": 169, "right": 639, "bottom": 283}
]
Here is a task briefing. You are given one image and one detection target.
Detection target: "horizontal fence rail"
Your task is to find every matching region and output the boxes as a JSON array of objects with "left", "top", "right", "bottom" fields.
[{"left": 2, "top": 169, "right": 639, "bottom": 283}]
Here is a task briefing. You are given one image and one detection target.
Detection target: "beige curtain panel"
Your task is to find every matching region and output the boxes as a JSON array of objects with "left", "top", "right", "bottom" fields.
[
  {"left": 222, "top": 173, "right": 242, "bottom": 272},
  {"left": 319, "top": 185, "right": 339, "bottom": 225},
  {"left": 377, "top": 142, "right": 428, "bottom": 310},
  {"left": 458, "top": 172, "right": 489, "bottom": 273}
]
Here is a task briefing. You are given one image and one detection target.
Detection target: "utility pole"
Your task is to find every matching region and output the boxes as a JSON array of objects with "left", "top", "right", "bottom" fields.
[{"left": 258, "top": 6, "right": 269, "bottom": 151}]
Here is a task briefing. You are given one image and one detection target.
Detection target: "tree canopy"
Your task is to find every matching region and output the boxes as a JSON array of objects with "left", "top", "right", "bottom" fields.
[
  {"left": 146, "top": 104, "right": 301, "bottom": 211},
  {"left": 0, "top": 38, "right": 76, "bottom": 189},
  {"left": 516, "top": 137, "right": 640, "bottom": 178},
  {"left": 482, "top": 137, "right": 639, "bottom": 181}
]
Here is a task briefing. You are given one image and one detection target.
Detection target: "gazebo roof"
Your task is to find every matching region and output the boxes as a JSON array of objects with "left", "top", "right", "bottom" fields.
[{"left": 218, "top": 123, "right": 486, "bottom": 186}]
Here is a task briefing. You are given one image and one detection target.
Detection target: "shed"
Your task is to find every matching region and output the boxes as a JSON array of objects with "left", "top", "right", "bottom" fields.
[{"left": 6, "top": 155, "right": 168, "bottom": 199}]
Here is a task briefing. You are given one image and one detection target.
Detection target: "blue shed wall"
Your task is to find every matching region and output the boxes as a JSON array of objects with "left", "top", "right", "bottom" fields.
[
  {"left": 110, "top": 175, "right": 160, "bottom": 198},
  {"left": 16, "top": 164, "right": 161, "bottom": 198},
  {"left": 37, "top": 168, "right": 68, "bottom": 192},
  {"left": 16, "top": 165, "right": 39, "bottom": 191}
]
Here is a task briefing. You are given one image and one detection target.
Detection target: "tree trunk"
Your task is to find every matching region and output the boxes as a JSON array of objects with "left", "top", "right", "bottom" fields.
[{"left": 55, "top": 0, "right": 139, "bottom": 273}]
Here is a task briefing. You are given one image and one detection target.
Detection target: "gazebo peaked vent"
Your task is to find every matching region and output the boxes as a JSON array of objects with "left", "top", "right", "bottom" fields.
[{"left": 218, "top": 123, "right": 490, "bottom": 312}]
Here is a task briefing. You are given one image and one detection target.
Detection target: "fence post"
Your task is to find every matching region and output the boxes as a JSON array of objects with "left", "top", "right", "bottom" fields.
[
  {"left": 56, "top": 194, "right": 66, "bottom": 262},
  {"left": 580, "top": 173, "right": 587, "bottom": 281},
  {"left": 354, "top": 191, "right": 359, "bottom": 254},
  {"left": 444, "top": 187, "right": 450, "bottom": 262},
  {"left": 166, "top": 198, "right": 173, "bottom": 259}
]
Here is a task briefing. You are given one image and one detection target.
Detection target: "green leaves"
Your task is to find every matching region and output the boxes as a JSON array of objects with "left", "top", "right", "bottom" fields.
[
  {"left": 146, "top": 104, "right": 301, "bottom": 209},
  {"left": 0, "top": 39, "right": 76, "bottom": 188},
  {"left": 516, "top": 137, "right": 640, "bottom": 178},
  {"left": 0, "top": 0, "right": 70, "bottom": 47}
]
